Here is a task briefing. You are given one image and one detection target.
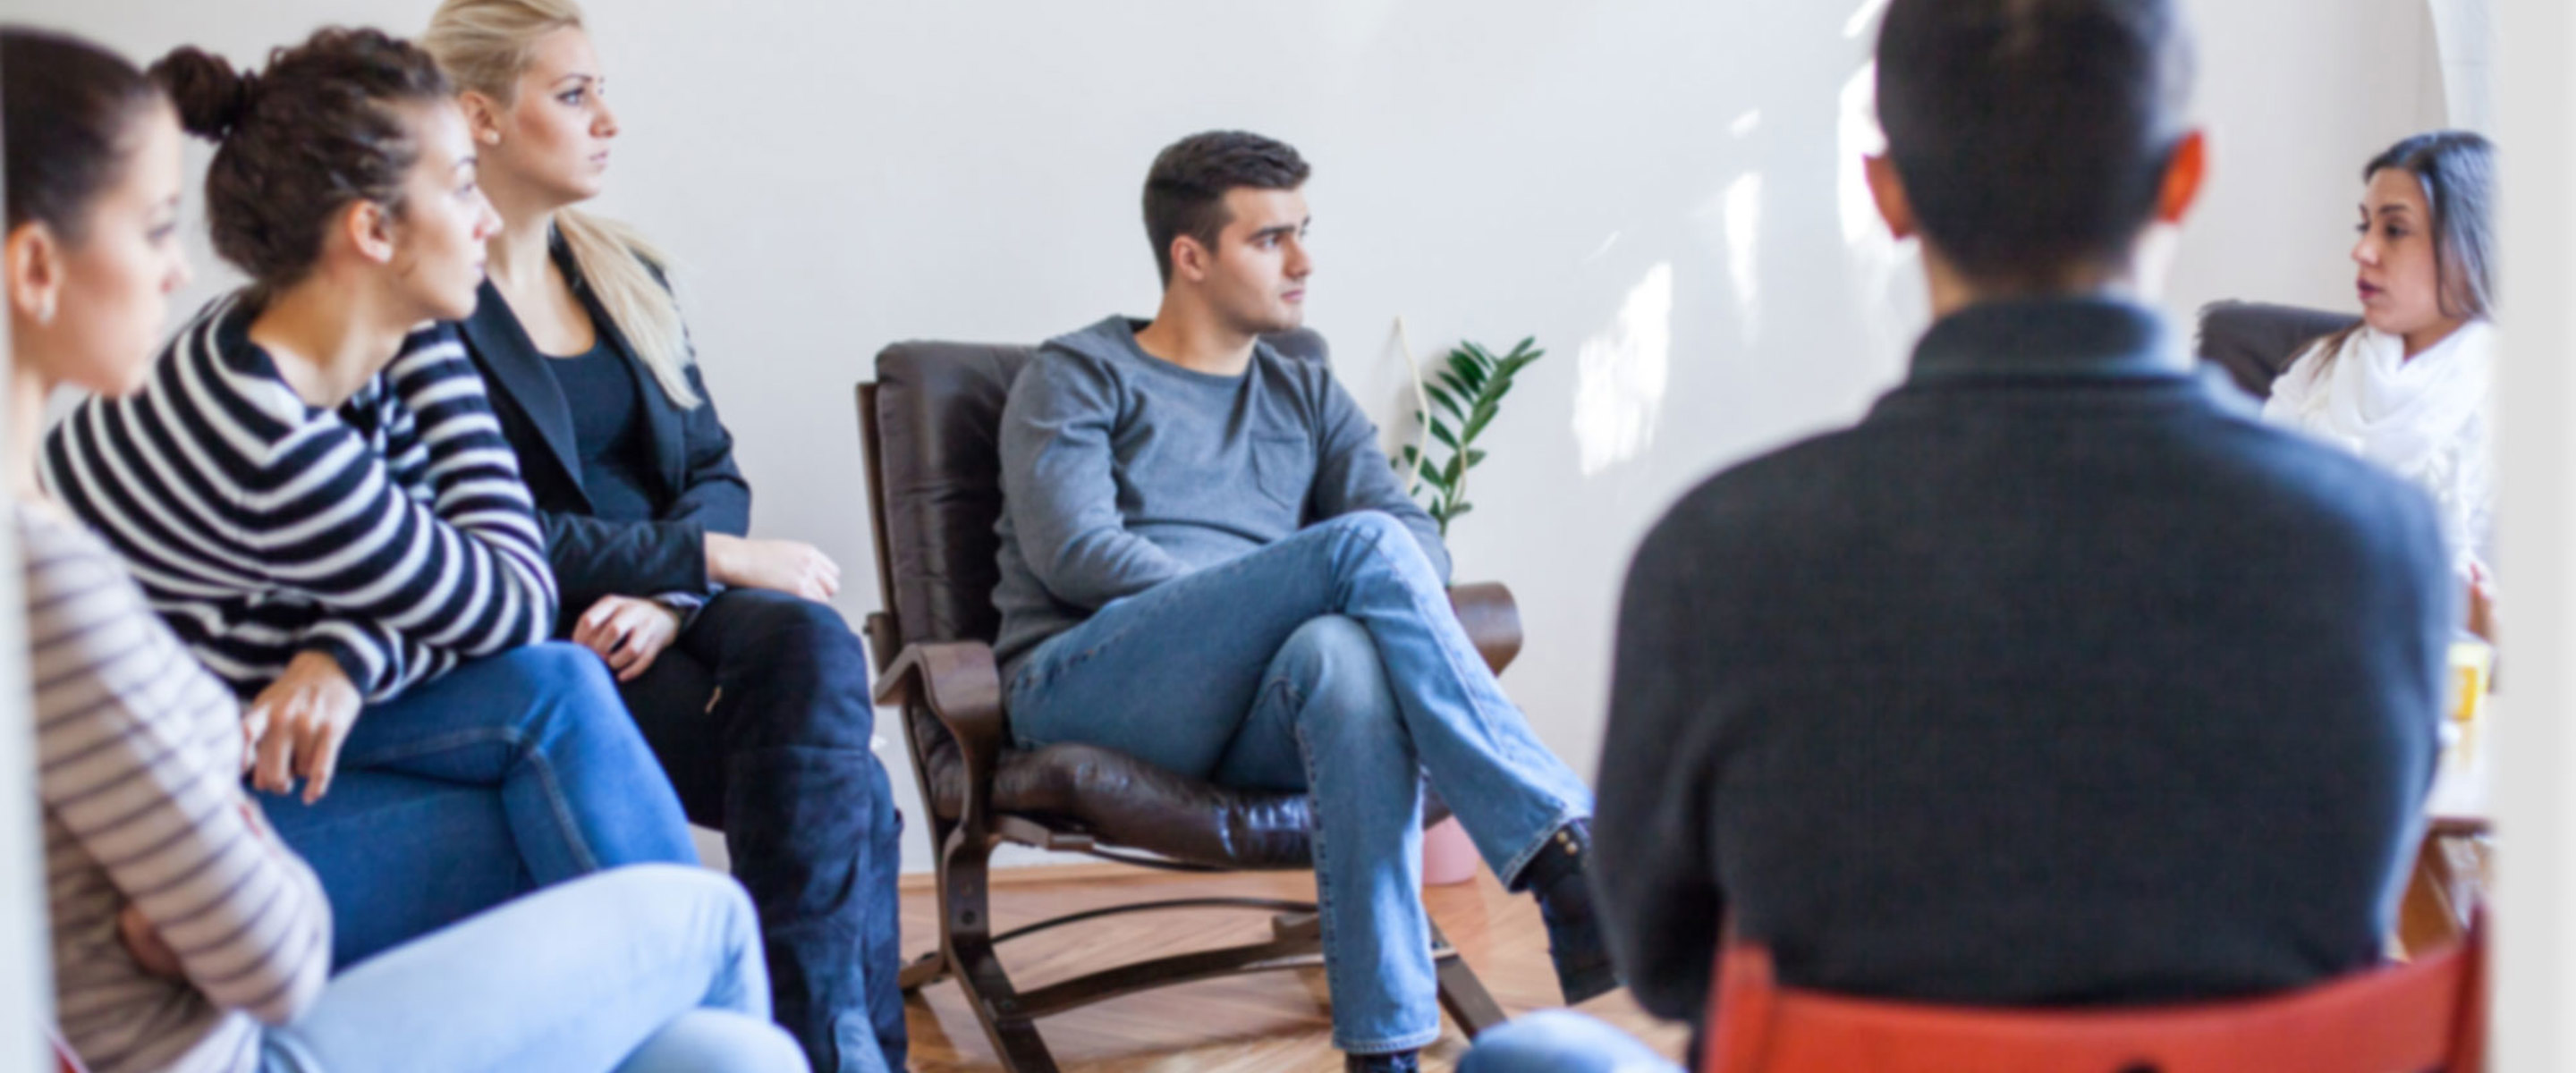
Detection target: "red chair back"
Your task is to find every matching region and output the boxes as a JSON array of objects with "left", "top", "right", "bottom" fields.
[{"left": 1703, "top": 923, "right": 2486, "bottom": 1073}]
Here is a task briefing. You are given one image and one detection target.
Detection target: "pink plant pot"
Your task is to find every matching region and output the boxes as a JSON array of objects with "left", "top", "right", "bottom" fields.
[{"left": 1422, "top": 815, "right": 1479, "bottom": 886}]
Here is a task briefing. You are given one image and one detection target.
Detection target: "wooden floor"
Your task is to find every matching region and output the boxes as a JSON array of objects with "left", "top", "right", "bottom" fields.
[{"left": 899, "top": 865, "right": 1689, "bottom": 1071}]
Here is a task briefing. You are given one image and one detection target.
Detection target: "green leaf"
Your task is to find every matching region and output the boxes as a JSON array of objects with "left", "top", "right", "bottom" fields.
[
  {"left": 1465, "top": 449, "right": 1487, "bottom": 468},
  {"left": 1418, "top": 460, "right": 1447, "bottom": 488},
  {"left": 1442, "top": 453, "right": 1465, "bottom": 486},
  {"left": 1447, "top": 502, "right": 1475, "bottom": 520},
  {"left": 1398, "top": 444, "right": 1419, "bottom": 465},
  {"left": 1447, "top": 351, "right": 1489, "bottom": 393},
  {"left": 1461, "top": 399, "right": 1501, "bottom": 443},
  {"left": 1429, "top": 423, "right": 1461, "bottom": 451},
  {"left": 1424, "top": 384, "right": 1465, "bottom": 421}
]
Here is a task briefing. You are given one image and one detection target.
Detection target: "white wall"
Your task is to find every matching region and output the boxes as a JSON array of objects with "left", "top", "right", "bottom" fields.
[
  {"left": 7, "top": 0, "right": 2448, "bottom": 875},
  {"left": 0, "top": 304, "right": 49, "bottom": 1073},
  {"left": 2494, "top": 0, "right": 2572, "bottom": 1066}
]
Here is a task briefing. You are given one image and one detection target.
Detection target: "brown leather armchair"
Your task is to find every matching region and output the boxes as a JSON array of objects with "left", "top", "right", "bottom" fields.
[{"left": 858, "top": 330, "right": 1512, "bottom": 1070}]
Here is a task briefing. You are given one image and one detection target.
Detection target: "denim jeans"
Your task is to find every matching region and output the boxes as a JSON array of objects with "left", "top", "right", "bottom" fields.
[
  {"left": 1457, "top": 1010, "right": 1682, "bottom": 1073},
  {"left": 1009, "top": 511, "right": 1594, "bottom": 1054},
  {"left": 260, "top": 643, "right": 698, "bottom": 966},
  {"left": 616, "top": 589, "right": 902, "bottom": 1073},
  {"left": 258, "top": 864, "right": 807, "bottom": 1073}
]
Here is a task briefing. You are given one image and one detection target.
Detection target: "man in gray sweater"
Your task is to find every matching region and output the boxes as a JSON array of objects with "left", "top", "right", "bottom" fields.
[{"left": 992, "top": 131, "right": 1605, "bottom": 1073}]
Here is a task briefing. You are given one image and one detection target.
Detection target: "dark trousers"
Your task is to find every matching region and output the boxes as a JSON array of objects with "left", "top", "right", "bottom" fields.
[{"left": 618, "top": 588, "right": 905, "bottom": 1073}]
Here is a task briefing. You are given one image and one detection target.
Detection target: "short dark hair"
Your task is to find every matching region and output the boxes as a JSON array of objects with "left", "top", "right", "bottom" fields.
[
  {"left": 150, "top": 28, "right": 452, "bottom": 295},
  {"left": 1142, "top": 131, "right": 1311, "bottom": 286},
  {"left": 1875, "top": 0, "right": 2195, "bottom": 288},
  {"left": 3, "top": 27, "right": 163, "bottom": 241},
  {"left": 2369, "top": 131, "right": 2496, "bottom": 323}
]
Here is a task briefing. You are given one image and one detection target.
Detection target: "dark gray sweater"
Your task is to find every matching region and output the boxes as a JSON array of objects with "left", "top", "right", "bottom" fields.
[
  {"left": 1597, "top": 300, "right": 2453, "bottom": 1035},
  {"left": 992, "top": 317, "right": 1447, "bottom": 675}
]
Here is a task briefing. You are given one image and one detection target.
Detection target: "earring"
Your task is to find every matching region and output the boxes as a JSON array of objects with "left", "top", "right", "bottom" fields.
[
  {"left": 483, "top": 131, "right": 501, "bottom": 146},
  {"left": 35, "top": 295, "right": 55, "bottom": 325}
]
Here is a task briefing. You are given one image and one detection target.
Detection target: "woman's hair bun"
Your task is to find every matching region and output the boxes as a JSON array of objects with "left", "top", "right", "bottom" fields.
[{"left": 148, "top": 46, "right": 257, "bottom": 140}]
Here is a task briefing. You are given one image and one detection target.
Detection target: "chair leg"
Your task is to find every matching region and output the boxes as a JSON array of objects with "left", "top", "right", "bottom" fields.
[
  {"left": 1270, "top": 910, "right": 1321, "bottom": 943},
  {"left": 1431, "top": 922, "right": 1510, "bottom": 1037},
  {"left": 936, "top": 831, "right": 1059, "bottom": 1072},
  {"left": 898, "top": 948, "right": 949, "bottom": 994}
]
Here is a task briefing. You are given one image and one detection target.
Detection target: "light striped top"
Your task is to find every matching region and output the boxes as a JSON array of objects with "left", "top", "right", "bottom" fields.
[
  {"left": 42, "top": 293, "right": 558, "bottom": 701},
  {"left": 28, "top": 501, "right": 331, "bottom": 1073}
]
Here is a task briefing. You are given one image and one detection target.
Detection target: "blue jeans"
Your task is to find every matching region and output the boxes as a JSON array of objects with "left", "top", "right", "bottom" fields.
[
  {"left": 259, "top": 864, "right": 807, "bottom": 1073},
  {"left": 1458, "top": 1010, "right": 1682, "bottom": 1073},
  {"left": 260, "top": 644, "right": 698, "bottom": 966},
  {"left": 1010, "top": 512, "right": 1594, "bottom": 1054},
  {"left": 615, "top": 589, "right": 903, "bottom": 1073}
]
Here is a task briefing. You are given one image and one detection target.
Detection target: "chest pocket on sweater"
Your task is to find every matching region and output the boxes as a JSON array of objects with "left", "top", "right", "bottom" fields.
[{"left": 1250, "top": 434, "right": 1316, "bottom": 515}]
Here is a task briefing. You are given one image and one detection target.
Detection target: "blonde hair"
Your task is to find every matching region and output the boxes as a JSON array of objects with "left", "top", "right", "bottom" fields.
[{"left": 423, "top": 0, "right": 699, "bottom": 407}]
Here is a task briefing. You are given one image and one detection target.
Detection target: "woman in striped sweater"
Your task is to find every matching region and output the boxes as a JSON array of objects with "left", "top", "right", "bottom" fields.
[
  {"left": 41, "top": 27, "right": 699, "bottom": 966},
  {"left": 8, "top": 26, "right": 803, "bottom": 1073}
]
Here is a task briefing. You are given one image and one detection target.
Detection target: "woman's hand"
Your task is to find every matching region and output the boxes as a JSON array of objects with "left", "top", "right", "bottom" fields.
[
  {"left": 572, "top": 595, "right": 684, "bottom": 682},
  {"left": 244, "top": 651, "right": 363, "bottom": 804},
  {"left": 117, "top": 904, "right": 184, "bottom": 979},
  {"left": 706, "top": 533, "right": 840, "bottom": 601},
  {"left": 2465, "top": 562, "right": 2496, "bottom": 642}
]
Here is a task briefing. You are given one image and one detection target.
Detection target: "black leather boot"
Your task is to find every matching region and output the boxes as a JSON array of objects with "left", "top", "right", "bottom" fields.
[{"left": 1520, "top": 818, "right": 1619, "bottom": 1005}]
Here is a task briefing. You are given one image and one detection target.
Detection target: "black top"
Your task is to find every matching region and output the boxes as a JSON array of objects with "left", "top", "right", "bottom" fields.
[
  {"left": 545, "top": 334, "right": 660, "bottom": 523},
  {"left": 455, "top": 233, "right": 751, "bottom": 633},
  {"left": 1595, "top": 299, "right": 2453, "bottom": 1042}
]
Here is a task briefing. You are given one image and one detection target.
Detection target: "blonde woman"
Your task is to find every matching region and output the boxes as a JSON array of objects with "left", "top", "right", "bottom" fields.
[{"left": 424, "top": 4, "right": 901, "bottom": 1070}]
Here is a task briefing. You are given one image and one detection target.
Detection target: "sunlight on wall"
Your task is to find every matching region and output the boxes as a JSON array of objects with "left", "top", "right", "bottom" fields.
[
  {"left": 1836, "top": 62, "right": 1884, "bottom": 254},
  {"left": 1837, "top": 60, "right": 1921, "bottom": 359},
  {"left": 1843, "top": 0, "right": 1892, "bottom": 39},
  {"left": 1724, "top": 174, "right": 1765, "bottom": 342},
  {"left": 1571, "top": 262, "right": 1675, "bottom": 477}
]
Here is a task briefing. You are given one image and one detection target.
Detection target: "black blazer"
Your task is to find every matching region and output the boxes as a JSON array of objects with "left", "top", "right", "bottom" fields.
[{"left": 457, "top": 238, "right": 750, "bottom": 626}]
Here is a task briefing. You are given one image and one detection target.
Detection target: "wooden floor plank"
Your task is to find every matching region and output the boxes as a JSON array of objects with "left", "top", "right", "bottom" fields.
[{"left": 900, "top": 866, "right": 1689, "bottom": 1071}]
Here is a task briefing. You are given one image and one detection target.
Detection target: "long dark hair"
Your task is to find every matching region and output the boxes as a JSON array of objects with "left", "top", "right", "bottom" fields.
[
  {"left": 3, "top": 27, "right": 163, "bottom": 241},
  {"left": 148, "top": 28, "right": 452, "bottom": 296}
]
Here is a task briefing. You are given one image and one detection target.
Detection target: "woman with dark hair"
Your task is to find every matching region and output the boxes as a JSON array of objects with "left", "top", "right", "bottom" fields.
[
  {"left": 422, "top": 4, "right": 902, "bottom": 1069},
  {"left": 41, "top": 26, "right": 701, "bottom": 966},
  {"left": 2266, "top": 131, "right": 2496, "bottom": 630},
  {"left": 8, "top": 25, "right": 802, "bottom": 1073}
]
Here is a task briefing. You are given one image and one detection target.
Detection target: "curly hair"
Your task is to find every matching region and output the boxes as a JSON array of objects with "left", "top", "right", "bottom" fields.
[{"left": 149, "top": 28, "right": 453, "bottom": 293}]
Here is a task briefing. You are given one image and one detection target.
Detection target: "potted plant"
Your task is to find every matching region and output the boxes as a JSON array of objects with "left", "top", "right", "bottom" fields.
[
  {"left": 1391, "top": 332, "right": 1546, "bottom": 885},
  {"left": 1394, "top": 336, "right": 1547, "bottom": 538}
]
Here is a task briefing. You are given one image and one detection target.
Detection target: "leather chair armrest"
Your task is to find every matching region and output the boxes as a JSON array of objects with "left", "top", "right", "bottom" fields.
[
  {"left": 875, "top": 640, "right": 1006, "bottom": 828},
  {"left": 2428, "top": 815, "right": 2491, "bottom": 841},
  {"left": 1449, "top": 581, "right": 1523, "bottom": 674}
]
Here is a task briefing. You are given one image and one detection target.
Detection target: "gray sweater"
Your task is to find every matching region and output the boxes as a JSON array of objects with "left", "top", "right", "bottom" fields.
[{"left": 992, "top": 317, "right": 1448, "bottom": 675}]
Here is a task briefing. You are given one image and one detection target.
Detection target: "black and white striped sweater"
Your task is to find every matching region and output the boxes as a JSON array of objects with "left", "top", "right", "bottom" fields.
[{"left": 43, "top": 293, "right": 558, "bottom": 702}]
